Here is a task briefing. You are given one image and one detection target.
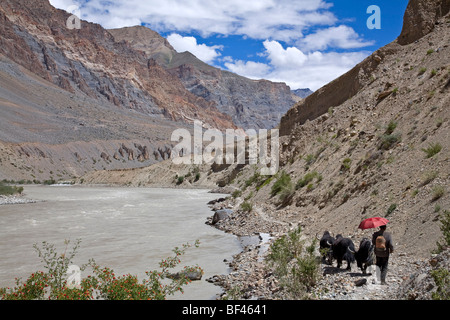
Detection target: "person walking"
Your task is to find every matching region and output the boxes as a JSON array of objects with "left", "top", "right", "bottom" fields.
[{"left": 372, "top": 225, "right": 394, "bottom": 285}]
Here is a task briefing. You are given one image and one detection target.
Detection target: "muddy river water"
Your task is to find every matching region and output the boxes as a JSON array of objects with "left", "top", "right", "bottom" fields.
[{"left": 0, "top": 185, "right": 243, "bottom": 300}]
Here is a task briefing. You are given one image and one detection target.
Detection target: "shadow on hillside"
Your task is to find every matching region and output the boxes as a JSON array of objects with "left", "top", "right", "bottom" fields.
[{"left": 323, "top": 266, "right": 373, "bottom": 277}]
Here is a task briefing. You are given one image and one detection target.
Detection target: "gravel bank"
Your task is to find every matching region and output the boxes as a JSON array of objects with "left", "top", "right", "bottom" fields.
[{"left": 0, "top": 195, "right": 37, "bottom": 205}]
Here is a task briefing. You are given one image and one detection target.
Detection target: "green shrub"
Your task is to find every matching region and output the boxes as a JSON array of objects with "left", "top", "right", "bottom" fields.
[
  {"left": 304, "top": 154, "right": 316, "bottom": 166},
  {"left": 386, "top": 203, "right": 397, "bottom": 217},
  {"left": 431, "top": 268, "right": 450, "bottom": 300},
  {"left": 176, "top": 176, "right": 184, "bottom": 185},
  {"left": 435, "top": 210, "right": 450, "bottom": 253},
  {"left": 245, "top": 172, "right": 261, "bottom": 187},
  {"left": 420, "top": 171, "right": 438, "bottom": 186},
  {"left": 385, "top": 120, "right": 398, "bottom": 135},
  {"left": 279, "top": 183, "right": 294, "bottom": 203},
  {"left": 379, "top": 133, "right": 401, "bottom": 150},
  {"left": 422, "top": 143, "right": 442, "bottom": 158},
  {"left": 270, "top": 171, "right": 294, "bottom": 203},
  {"left": 267, "top": 227, "right": 303, "bottom": 278},
  {"left": 266, "top": 227, "right": 319, "bottom": 299},
  {"left": 271, "top": 171, "right": 291, "bottom": 197},
  {"left": 0, "top": 182, "right": 24, "bottom": 196},
  {"left": 341, "top": 158, "right": 352, "bottom": 172},
  {"left": 240, "top": 201, "right": 253, "bottom": 212},
  {"left": 418, "top": 67, "right": 427, "bottom": 75},
  {"left": 432, "top": 186, "right": 445, "bottom": 201},
  {"left": 232, "top": 189, "right": 242, "bottom": 198},
  {"left": 256, "top": 175, "right": 274, "bottom": 191},
  {"left": 296, "top": 171, "right": 320, "bottom": 189},
  {"left": 43, "top": 179, "right": 56, "bottom": 185}
]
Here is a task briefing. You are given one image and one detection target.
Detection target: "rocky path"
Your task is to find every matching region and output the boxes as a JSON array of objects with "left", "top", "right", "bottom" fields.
[
  {"left": 207, "top": 198, "right": 447, "bottom": 300},
  {"left": 314, "top": 253, "right": 420, "bottom": 300},
  {"left": 209, "top": 235, "right": 442, "bottom": 300}
]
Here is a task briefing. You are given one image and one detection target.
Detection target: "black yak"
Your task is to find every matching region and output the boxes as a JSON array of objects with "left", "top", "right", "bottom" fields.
[
  {"left": 332, "top": 234, "right": 356, "bottom": 270},
  {"left": 355, "top": 238, "right": 375, "bottom": 274},
  {"left": 319, "top": 231, "right": 335, "bottom": 265}
]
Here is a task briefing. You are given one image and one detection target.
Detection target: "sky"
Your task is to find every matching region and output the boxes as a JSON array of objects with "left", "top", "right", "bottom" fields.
[{"left": 49, "top": 0, "right": 409, "bottom": 91}]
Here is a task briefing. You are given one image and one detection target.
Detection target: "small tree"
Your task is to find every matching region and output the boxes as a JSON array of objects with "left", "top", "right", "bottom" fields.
[
  {"left": 271, "top": 171, "right": 294, "bottom": 203},
  {"left": 266, "top": 227, "right": 320, "bottom": 299},
  {"left": 1, "top": 239, "right": 202, "bottom": 300}
]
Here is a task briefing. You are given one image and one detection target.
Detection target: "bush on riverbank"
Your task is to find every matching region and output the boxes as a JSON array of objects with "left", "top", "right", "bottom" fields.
[
  {"left": 0, "top": 239, "right": 202, "bottom": 300},
  {"left": 266, "top": 226, "right": 319, "bottom": 299}
]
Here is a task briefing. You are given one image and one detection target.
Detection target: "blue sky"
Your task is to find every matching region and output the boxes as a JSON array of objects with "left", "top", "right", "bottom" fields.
[{"left": 50, "top": 0, "right": 409, "bottom": 91}]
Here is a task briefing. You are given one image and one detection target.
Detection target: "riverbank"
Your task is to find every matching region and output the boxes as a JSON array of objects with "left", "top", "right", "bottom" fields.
[{"left": 0, "top": 185, "right": 242, "bottom": 300}]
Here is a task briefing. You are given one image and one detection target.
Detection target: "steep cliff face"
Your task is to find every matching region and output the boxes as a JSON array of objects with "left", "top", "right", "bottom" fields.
[
  {"left": 109, "top": 26, "right": 297, "bottom": 130},
  {"left": 0, "top": 0, "right": 235, "bottom": 131},
  {"left": 280, "top": 0, "right": 450, "bottom": 136},
  {"left": 398, "top": 0, "right": 450, "bottom": 45}
]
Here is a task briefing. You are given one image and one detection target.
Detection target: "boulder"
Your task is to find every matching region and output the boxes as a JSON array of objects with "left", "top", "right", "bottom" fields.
[
  {"left": 168, "top": 270, "right": 203, "bottom": 281},
  {"left": 212, "top": 209, "right": 233, "bottom": 225}
]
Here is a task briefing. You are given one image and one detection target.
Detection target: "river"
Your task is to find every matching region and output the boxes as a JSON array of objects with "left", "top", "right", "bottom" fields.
[{"left": 0, "top": 185, "right": 242, "bottom": 300}]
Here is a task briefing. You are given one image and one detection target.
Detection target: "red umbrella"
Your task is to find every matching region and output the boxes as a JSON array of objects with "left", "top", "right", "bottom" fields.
[{"left": 358, "top": 217, "right": 389, "bottom": 230}]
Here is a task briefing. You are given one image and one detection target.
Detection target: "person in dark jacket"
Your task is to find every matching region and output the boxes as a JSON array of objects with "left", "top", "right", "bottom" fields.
[{"left": 372, "top": 225, "right": 394, "bottom": 285}]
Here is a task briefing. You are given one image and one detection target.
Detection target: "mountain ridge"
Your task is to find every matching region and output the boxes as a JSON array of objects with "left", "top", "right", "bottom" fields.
[{"left": 108, "top": 25, "right": 298, "bottom": 130}]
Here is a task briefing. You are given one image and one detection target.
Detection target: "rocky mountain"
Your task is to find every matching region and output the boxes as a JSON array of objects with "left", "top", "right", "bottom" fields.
[
  {"left": 84, "top": 0, "right": 450, "bottom": 262},
  {"left": 0, "top": 0, "right": 304, "bottom": 181},
  {"left": 0, "top": 0, "right": 288, "bottom": 182},
  {"left": 0, "top": 0, "right": 236, "bottom": 130},
  {"left": 0, "top": 52, "right": 184, "bottom": 181},
  {"left": 291, "top": 88, "right": 313, "bottom": 99},
  {"left": 108, "top": 26, "right": 297, "bottom": 130}
]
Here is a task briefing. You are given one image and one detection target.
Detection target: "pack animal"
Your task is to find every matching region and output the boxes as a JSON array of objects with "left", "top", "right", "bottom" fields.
[
  {"left": 332, "top": 234, "right": 356, "bottom": 270},
  {"left": 319, "top": 231, "right": 335, "bottom": 265},
  {"left": 355, "top": 238, "right": 375, "bottom": 274}
]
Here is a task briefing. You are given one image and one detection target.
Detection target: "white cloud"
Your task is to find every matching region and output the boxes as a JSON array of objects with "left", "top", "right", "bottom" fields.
[
  {"left": 224, "top": 40, "right": 369, "bottom": 91},
  {"left": 224, "top": 60, "right": 271, "bottom": 79},
  {"left": 48, "top": 0, "right": 374, "bottom": 92},
  {"left": 50, "top": 0, "right": 337, "bottom": 42},
  {"left": 49, "top": 0, "right": 78, "bottom": 10},
  {"left": 167, "top": 34, "right": 223, "bottom": 64}
]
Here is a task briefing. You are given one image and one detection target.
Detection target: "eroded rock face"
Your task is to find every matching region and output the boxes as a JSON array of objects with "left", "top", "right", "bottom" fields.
[
  {"left": 398, "top": 0, "right": 450, "bottom": 45},
  {"left": 109, "top": 26, "right": 297, "bottom": 130},
  {"left": 0, "top": 0, "right": 235, "bottom": 131}
]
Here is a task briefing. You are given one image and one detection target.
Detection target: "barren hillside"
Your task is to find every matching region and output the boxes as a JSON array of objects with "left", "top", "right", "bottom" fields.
[{"left": 224, "top": 0, "right": 450, "bottom": 258}]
